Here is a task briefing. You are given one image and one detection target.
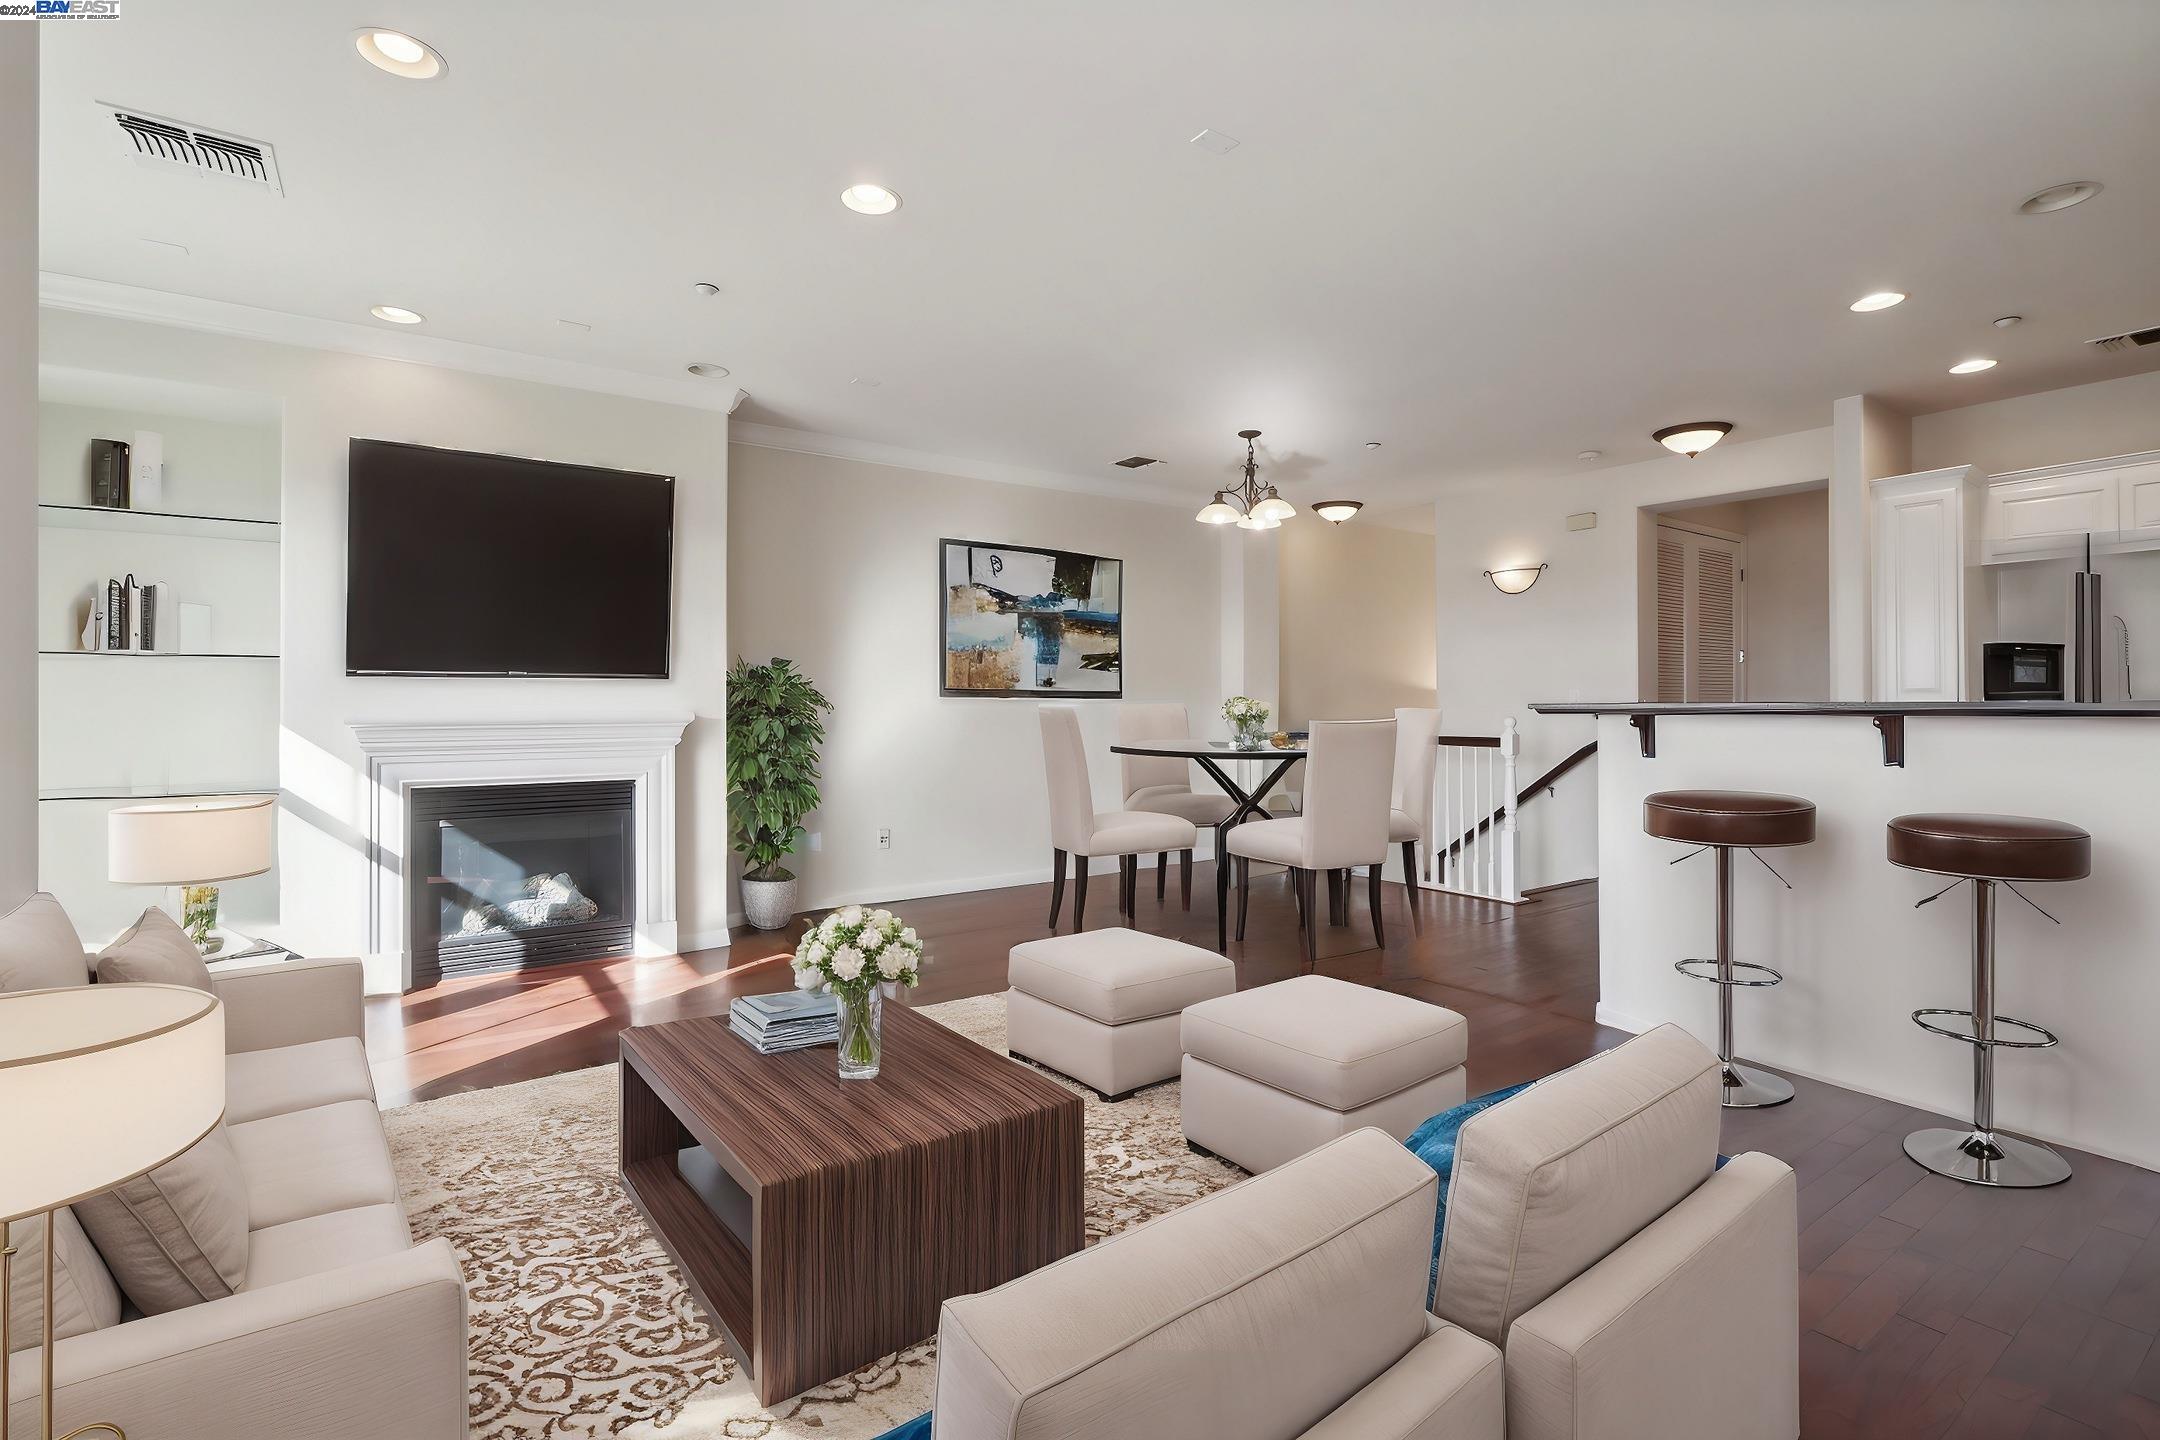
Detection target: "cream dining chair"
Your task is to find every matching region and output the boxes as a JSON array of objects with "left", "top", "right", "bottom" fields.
[
  {"left": 1222, "top": 718, "right": 1396, "bottom": 967},
  {"left": 1039, "top": 705, "right": 1199, "bottom": 932},
  {"left": 1388, "top": 707, "right": 1442, "bottom": 893},
  {"left": 1117, "top": 703, "right": 1235, "bottom": 910}
]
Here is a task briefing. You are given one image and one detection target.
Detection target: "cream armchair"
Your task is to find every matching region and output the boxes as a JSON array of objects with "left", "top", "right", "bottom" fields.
[
  {"left": 931, "top": 1023, "right": 1798, "bottom": 1440},
  {"left": 7, "top": 954, "right": 468, "bottom": 1440}
]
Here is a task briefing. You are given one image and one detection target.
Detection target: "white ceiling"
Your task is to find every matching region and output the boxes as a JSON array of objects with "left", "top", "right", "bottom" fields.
[{"left": 36, "top": 0, "right": 2160, "bottom": 515}]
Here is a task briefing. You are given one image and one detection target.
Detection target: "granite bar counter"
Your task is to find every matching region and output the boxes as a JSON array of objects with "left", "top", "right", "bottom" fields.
[{"left": 1530, "top": 701, "right": 2160, "bottom": 1168}]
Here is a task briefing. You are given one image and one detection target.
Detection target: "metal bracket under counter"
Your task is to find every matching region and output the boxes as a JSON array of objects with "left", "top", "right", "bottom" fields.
[{"left": 1534, "top": 701, "right": 2160, "bottom": 769}]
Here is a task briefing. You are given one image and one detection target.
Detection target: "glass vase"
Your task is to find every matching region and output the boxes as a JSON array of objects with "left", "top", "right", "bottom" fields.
[
  {"left": 181, "top": 884, "right": 223, "bottom": 955},
  {"left": 1232, "top": 719, "right": 1268, "bottom": 751},
  {"left": 836, "top": 986, "right": 883, "bottom": 1080}
]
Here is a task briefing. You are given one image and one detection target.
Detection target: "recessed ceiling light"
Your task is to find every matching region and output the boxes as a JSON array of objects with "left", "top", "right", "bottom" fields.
[
  {"left": 1850, "top": 291, "right": 1906, "bottom": 312},
  {"left": 840, "top": 183, "right": 901, "bottom": 216},
  {"left": 691, "top": 281, "right": 720, "bottom": 298},
  {"left": 686, "top": 362, "right": 731, "bottom": 378},
  {"left": 1949, "top": 358, "right": 1997, "bottom": 374},
  {"left": 369, "top": 304, "right": 424, "bottom": 325},
  {"left": 1576, "top": 450, "right": 1603, "bottom": 462},
  {"left": 1652, "top": 421, "right": 1733, "bottom": 458},
  {"left": 1993, "top": 315, "right": 2023, "bottom": 329},
  {"left": 1364, "top": 441, "right": 1383, "bottom": 450},
  {"left": 353, "top": 28, "right": 445, "bottom": 80},
  {"left": 2019, "top": 181, "right": 2102, "bottom": 215}
]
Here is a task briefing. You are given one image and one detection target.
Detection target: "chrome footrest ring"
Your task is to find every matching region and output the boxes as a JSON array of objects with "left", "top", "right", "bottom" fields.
[
  {"left": 1674, "top": 958, "right": 1783, "bottom": 987},
  {"left": 1910, "top": 1008, "right": 2059, "bottom": 1049}
]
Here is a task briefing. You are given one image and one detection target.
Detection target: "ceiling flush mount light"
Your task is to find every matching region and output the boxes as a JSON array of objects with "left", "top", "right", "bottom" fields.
[
  {"left": 686, "top": 362, "right": 732, "bottom": 378},
  {"left": 353, "top": 28, "right": 445, "bottom": 79},
  {"left": 1949, "top": 358, "right": 1997, "bottom": 374},
  {"left": 369, "top": 304, "right": 424, "bottom": 325},
  {"left": 2019, "top": 181, "right": 2102, "bottom": 215},
  {"left": 840, "top": 183, "right": 901, "bottom": 215},
  {"left": 1484, "top": 564, "right": 1548, "bottom": 595},
  {"left": 1652, "top": 421, "right": 1733, "bottom": 459},
  {"left": 1850, "top": 291, "right": 1906, "bottom": 312},
  {"left": 1314, "top": 500, "right": 1364, "bottom": 524}
]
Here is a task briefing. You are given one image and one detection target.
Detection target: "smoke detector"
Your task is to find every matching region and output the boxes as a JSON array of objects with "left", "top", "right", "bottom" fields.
[
  {"left": 2089, "top": 325, "right": 2160, "bottom": 353},
  {"left": 105, "top": 104, "right": 282, "bottom": 194}
]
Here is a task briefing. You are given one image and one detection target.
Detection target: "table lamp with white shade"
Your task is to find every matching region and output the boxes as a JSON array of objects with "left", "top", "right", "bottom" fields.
[
  {"left": 107, "top": 796, "right": 274, "bottom": 955},
  {"left": 0, "top": 983, "right": 225, "bottom": 1440}
]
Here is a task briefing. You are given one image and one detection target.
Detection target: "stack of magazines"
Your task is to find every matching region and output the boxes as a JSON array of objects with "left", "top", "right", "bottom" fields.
[{"left": 730, "top": 990, "right": 840, "bottom": 1054}]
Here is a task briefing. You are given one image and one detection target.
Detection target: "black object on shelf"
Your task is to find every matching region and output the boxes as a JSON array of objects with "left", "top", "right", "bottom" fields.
[{"left": 91, "top": 439, "right": 131, "bottom": 508}]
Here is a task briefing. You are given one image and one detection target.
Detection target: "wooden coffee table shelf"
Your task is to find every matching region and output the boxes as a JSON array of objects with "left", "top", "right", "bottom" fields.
[{"left": 618, "top": 1002, "right": 1084, "bottom": 1406}]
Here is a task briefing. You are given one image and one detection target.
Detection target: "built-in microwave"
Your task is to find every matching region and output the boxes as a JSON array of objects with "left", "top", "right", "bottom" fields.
[{"left": 1982, "top": 642, "right": 2065, "bottom": 701}]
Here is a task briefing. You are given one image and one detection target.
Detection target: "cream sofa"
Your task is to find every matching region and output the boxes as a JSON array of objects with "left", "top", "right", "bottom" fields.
[
  {"left": 933, "top": 1024, "right": 1798, "bottom": 1440},
  {"left": 6, "top": 954, "right": 469, "bottom": 1440}
]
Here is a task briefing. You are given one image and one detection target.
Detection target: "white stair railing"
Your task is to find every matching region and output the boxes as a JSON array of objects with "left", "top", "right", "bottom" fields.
[{"left": 1421, "top": 719, "right": 1523, "bottom": 904}]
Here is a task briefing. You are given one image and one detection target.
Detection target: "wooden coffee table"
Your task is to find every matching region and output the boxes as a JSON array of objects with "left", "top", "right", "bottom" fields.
[{"left": 618, "top": 1002, "right": 1085, "bottom": 1406}]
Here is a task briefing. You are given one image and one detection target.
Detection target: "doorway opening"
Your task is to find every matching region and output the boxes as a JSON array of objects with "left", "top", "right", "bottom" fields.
[{"left": 1638, "top": 484, "right": 1829, "bottom": 702}]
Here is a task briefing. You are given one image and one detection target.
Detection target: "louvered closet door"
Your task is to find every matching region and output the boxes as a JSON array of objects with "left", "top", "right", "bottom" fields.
[{"left": 1654, "top": 525, "right": 1748, "bottom": 702}]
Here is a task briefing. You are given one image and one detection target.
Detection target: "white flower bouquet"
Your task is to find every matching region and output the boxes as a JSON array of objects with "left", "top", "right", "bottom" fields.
[
  {"left": 792, "top": 905, "right": 926, "bottom": 1077},
  {"left": 1223, "top": 695, "right": 1271, "bottom": 749}
]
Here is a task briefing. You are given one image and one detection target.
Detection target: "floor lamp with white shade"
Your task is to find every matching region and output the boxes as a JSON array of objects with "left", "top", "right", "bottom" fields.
[{"left": 0, "top": 984, "right": 226, "bottom": 1440}]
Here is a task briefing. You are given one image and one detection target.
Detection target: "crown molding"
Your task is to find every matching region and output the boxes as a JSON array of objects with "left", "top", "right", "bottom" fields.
[
  {"left": 728, "top": 420, "right": 1195, "bottom": 509},
  {"left": 38, "top": 272, "right": 742, "bottom": 414}
]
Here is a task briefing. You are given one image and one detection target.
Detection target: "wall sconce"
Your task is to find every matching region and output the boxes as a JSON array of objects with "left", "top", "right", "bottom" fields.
[{"left": 1484, "top": 563, "right": 1547, "bottom": 595}]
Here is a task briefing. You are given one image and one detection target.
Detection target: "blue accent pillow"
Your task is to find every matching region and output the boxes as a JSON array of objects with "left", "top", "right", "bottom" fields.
[
  {"left": 1403, "top": 1083, "right": 1533, "bottom": 1306},
  {"left": 874, "top": 1415, "right": 932, "bottom": 1440}
]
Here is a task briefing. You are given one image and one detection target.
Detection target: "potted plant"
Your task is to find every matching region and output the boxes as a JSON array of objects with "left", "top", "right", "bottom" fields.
[{"left": 726, "top": 656, "right": 832, "bottom": 930}]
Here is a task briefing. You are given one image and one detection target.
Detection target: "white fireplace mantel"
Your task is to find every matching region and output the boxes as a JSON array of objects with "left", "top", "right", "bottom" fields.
[{"left": 351, "top": 716, "right": 695, "bottom": 990}]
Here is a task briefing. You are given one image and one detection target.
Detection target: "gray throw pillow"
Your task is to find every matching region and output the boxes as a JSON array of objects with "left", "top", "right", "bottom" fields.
[
  {"left": 95, "top": 906, "right": 215, "bottom": 992},
  {"left": 0, "top": 891, "right": 91, "bottom": 992},
  {"left": 72, "top": 1122, "right": 250, "bottom": 1315},
  {"left": 4, "top": 1207, "right": 122, "bottom": 1352}
]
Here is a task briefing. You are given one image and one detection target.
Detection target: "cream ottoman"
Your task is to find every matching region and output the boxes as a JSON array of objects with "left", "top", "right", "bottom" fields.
[
  {"left": 1007, "top": 927, "right": 1237, "bottom": 1101},
  {"left": 1181, "top": 974, "right": 1469, "bottom": 1172}
]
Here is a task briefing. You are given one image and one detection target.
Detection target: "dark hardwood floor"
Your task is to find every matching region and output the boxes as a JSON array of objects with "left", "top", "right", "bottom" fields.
[{"left": 364, "top": 866, "right": 2160, "bottom": 1439}]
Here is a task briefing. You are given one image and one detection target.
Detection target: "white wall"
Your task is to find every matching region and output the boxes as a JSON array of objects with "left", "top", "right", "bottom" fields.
[
  {"left": 1278, "top": 518, "right": 1436, "bottom": 724},
  {"left": 1431, "top": 426, "right": 1834, "bottom": 888},
  {"left": 728, "top": 441, "right": 1222, "bottom": 912},
  {"left": 38, "top": 309, "right": 732, "bottom": 974},
  {"left": 0, "top": 28, "right": 35, "bottom": 905}
]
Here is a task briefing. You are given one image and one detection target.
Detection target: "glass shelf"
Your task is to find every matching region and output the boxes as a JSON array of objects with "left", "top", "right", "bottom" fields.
[
  {"left": 38, "top": 783, "right": 279, "bottom": 802},
  {"left": 40, "top": 649, "right": 279, "bottom": 660},
  {"left": 37, "top": 503, "right": 281, "bottom": 543}
]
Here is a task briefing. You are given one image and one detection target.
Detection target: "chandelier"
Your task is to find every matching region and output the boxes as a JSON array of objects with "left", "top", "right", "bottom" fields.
[{"left": 1195, "top": 429, "right": 1297, "bottom": 530}]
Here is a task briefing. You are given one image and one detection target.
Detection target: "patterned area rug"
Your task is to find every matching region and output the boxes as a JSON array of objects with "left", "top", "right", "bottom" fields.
[{"left": 382, "top": 992, "right": 1242, "bottom": 1439}]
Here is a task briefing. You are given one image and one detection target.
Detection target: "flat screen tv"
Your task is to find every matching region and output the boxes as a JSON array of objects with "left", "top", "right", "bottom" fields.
[{"left": 345, "top": 438, "right": 674, "bottom": 678}]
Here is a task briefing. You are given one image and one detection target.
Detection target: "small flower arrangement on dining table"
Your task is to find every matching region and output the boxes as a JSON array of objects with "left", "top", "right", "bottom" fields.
[
  {"left": 791, "top": 905, "right": 926, "bottom": 1079},
  {"left": 1223, "top": 695, "right": 1272, "bottom": 750}
]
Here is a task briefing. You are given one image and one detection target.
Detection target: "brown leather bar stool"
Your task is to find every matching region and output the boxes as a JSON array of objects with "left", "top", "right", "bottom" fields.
[
  {"left": 1645, "top": 790, "right": 1817, "bottom": 1108},
  {"left": 1889, "top": 813, "right": 2090, "bottom": 1188}
]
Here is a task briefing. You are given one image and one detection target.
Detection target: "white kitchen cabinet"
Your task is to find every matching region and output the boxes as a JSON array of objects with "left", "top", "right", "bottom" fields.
[
  {"left": 1981, "top": 450, "right": 2160, "bottom": 563},
  {"left": 1872, "top": 467, "right": 1979, "bottom": 702}
]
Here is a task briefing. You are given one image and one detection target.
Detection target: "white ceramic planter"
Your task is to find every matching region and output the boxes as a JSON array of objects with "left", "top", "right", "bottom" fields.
[{"left": 740, "top": 873, "right": 800, "bottom": 931}]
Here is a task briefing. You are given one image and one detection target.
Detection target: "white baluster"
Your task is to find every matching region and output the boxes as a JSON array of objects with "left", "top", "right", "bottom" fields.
[{"left": 1499, "top": 719, "right": 1520, "bottom": 902}]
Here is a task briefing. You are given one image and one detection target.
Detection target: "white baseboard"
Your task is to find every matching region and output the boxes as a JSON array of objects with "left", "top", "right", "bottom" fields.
[
  {"left": 675, "top": 927, "right": 736, "bottom": 953},
  {"left": 1594, "top": 1001, "right": 1650, "bottom": 1034}
]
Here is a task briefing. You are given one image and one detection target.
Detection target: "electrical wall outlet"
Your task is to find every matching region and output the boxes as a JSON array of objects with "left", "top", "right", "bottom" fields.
[{"left": 876, "top": 828, "right": 893, "bottom": 851}]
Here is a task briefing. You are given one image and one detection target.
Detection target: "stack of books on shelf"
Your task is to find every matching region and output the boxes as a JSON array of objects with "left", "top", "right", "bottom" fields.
[
  {"left": 80, "top": 574, "right": 177, "bottom": 653},
  {"left": 730, "top": 990, "right": 840, "bottom": 1054}
]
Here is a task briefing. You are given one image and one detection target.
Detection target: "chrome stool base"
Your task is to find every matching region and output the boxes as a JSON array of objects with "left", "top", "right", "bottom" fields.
[
  {"left": 1718, "top": 1060, "right": 1794, "bottom": 1109},
  {"left": 1904, "top": 1127, "right": 2070, "bottom": 1188}
]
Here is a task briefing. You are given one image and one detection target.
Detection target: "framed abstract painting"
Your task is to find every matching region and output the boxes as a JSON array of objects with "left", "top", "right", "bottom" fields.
[{"left": 940, "top": 539, "right": 1123, "bottom": 697}]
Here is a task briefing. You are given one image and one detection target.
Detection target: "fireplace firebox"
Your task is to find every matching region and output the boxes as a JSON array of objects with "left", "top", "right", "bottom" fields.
[{"left": 409, "top": 780, "right": 636, "bottom": 986}]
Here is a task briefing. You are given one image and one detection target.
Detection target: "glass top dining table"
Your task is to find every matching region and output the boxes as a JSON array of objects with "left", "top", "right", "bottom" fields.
[{"left": 1107, "top": 738, "right": 1305, "bottom": 827}]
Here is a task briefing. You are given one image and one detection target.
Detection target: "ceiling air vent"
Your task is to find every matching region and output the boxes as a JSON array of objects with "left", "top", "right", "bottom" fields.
[
  {"left": 105, "top": 105, "right": 283, "bottom": 194},
  {"left": 2089, "top": 325, "right": 2160, "bottom": 352},
  {"left": 1112, "top": 456, "right": 1162, "bottom": 469}
]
